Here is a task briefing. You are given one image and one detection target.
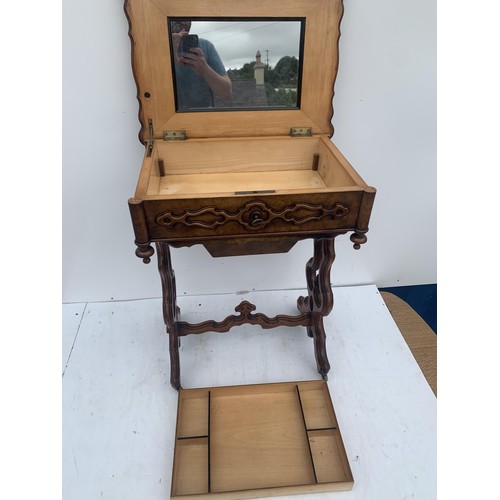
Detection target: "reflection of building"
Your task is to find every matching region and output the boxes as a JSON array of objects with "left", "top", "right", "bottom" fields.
[
  {"left": 215, "top": 51, "right": 267, "bottom": 108},
  {"left": 253, "top": 50, "right": 265, "bottom": 85}
]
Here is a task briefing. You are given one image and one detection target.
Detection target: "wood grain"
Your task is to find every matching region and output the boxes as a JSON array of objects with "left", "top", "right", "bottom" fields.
[
  {"left": 171, "top": 438, "right": 209, "bottom": 496},
  {"left": 125, "top": 0, "right": 344, "bottom": 141},
  {"left": 144, "top": 136, "right": 363, "bottom": 198},
  {"left": 309, "top": 430, "right": 349, "bottom": 483},
  {"left": 171, "top": 381, "right": 353, "bottom": 498},
  {"left": 156, "top": 136, "right": 321, "bottom": 175},
  {"left": 381, "top": 291, "right": 437, "bottom": 396},
  {"left": 157, "top": 170, "right": 327, "bottom": 196},
  {"left": 210, "top": 390, "right": 314, "bottom": 492}
]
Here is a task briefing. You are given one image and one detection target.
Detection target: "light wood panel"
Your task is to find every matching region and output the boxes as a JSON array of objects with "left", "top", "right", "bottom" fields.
[
  {"left": 125, "top": 0, "right": 343, "bottom": 141},
  {"left": 318, "top": 137, "right": 368, "bottom": 187},
  {"left": 171, "top": 381, "right": 353, "bottom": 498},
  {"left": 309, "top": 430, "right": 349, "bottom": 483},
  {"left": 141, "top": 136, "right": 366, "bottom": 198},
  {"left": 157, "top": 170, "right": 328, "bottom": 196},
  {"left": 176, "top": 390, "right": 209, "bottom": 438},
  {"left": 381, "top": 291, "right": 437, "bottom": 396},
  {"left": 156, "top": 136, "right": 321, "bottom": 175},
  {"left": 299, "top": 387, "right": 335, "bottom": 429},
  {"left": 171, "top": 438, "right": 209, "bottom": 497},
  {"left": 210, "top": 390, "right": 314, "bottom": 492}
]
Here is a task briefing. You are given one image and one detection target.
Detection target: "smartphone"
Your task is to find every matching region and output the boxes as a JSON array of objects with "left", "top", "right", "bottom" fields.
[{"left": 181, "top": 35, "right": 199, "bottom": 53}]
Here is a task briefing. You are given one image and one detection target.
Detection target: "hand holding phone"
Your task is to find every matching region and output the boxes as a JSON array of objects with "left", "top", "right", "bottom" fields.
[{"left": 181, "top": 34, "right": 198, "bottom": 53}]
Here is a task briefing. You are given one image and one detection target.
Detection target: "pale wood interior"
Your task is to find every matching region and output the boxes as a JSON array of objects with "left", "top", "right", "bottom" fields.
[
  {"left": 210, "top": 390, "right": 314, "bottom": 493},
  {"left": 171, "top": 381, "right": 353, "bottom": 498},
  {"left": 171, "top": 438, "right": 209, "bottom": 497},
  {"left": 145, "top": 136, "right": 362, "bottom": 199},
  {"left": 309, "top": 430, "right": 349, "bottom": 483},
  {"left": 299, "top": 387, "right": 336, "bottom": 430},
  {"left": 176, "top": 389, "right": 209, "bottom": 438}
]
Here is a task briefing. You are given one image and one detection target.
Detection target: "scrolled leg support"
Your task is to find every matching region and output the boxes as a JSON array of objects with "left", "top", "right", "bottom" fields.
[
  {"left": 298, "top": 237, "right": 335, "bottom": 379},
  {"left": 156, "top": 242, "right": 182, "bottom": 390}
]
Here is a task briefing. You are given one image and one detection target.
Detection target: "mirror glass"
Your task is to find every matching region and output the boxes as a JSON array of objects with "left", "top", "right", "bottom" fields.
[{"left": 169, "top": 19, "right": 304, "bottom": 112}]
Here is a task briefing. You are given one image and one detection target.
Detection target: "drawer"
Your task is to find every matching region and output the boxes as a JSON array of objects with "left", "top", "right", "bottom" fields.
[{"left": 144, "top": 191, "right": 362, "bottom": 241}]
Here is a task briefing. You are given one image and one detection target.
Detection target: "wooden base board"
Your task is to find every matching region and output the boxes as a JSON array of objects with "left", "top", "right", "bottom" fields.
[
  {"left": 157, "top": 170, "right": 328, "bottom": 196},
  {"left": 171, "top": 380, "right": 353, "bottom": 499}
]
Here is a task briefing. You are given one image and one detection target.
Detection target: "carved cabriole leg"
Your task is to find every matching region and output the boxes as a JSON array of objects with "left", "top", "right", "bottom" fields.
[
  {"left": 297, "top": 237, "right": 335, "bottom": 380},
  {"left": 156, "top": 242, "right": 181, "bottom": 390}
]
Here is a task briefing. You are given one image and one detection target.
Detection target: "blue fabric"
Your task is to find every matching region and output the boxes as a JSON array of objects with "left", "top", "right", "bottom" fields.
[{"left": 174, "top": 38, "right": 227, "bottom": 110}]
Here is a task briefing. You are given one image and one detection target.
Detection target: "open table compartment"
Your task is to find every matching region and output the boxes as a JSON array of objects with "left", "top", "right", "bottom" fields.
[
  {"left": 130, "top": 134, "right": 375, "bottom": 258},
  {"left": 171, "top": 380, "right": 353, "bottom": 499},
  {"left": 144, "top": 136, "right": 366, "bottom": 198}
]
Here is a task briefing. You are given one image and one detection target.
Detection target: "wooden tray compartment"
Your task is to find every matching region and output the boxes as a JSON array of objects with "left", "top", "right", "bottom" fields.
[
  {"left": 143, "top": 136, "right": 367, "bottom": 199},
  {"left": 171, "top": 381, "right": 353, "bottom": 499},
  {"left": 130, "top": 135, "right": 375, "bottom": 252}
]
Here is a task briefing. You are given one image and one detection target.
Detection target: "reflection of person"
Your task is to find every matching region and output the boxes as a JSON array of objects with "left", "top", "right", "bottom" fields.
[{"left": 171, "top": 21, "right": 232, "bottom": 109}]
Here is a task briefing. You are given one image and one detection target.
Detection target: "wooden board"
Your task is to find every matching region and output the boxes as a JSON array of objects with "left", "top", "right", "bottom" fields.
[
  {"left": 125, "top": 0, "right": 344, "bottom": 142},
  {"left": 171, "top": 380, "right": 353, "bottom": 499},
  {"left": 157, "top": 170, "right": 328, "bottom": 196},
  {"left": 380, "top": 292, "right": 437, "bottom": 396},
  {"left": 143, "top": 136, "right": 365, "bottom": 199}
]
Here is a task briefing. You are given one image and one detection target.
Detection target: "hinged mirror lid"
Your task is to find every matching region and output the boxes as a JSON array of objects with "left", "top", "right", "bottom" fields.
[{"left": 125, "top": 0, "right": 344, "bottom": 144}]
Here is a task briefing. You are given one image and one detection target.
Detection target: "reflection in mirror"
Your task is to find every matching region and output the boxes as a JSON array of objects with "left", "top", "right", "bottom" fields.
[{"left": 169, "top": 19, "right": 304, "bottom": 112}]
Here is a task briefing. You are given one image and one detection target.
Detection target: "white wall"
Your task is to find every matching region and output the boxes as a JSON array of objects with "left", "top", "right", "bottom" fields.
[{"left": 62, "top": 0, "right": 436, "bottom": 303}]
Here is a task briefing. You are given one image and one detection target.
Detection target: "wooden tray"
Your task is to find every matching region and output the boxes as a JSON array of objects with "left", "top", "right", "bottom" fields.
[{"left": 171, "top": 380, "right": 353, "bottom": 499}]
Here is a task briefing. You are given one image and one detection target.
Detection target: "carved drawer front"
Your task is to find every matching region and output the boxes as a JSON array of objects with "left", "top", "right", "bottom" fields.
[{"left": 145, "top": 193, "right": 362, "bottom": 241}]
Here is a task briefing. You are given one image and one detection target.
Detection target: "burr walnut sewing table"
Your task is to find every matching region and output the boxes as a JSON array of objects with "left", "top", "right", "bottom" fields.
[{"left": 126, "top": 0, "right": 376, "bottom": 390}]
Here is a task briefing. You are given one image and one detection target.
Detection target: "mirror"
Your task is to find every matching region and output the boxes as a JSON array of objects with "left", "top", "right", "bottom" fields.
[{"left": 169, "top": 19, "right": 304, "bottom": 112}]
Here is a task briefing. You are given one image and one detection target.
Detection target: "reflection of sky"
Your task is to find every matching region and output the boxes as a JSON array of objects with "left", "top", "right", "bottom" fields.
[{"left": 191, "top": 21, "right": 301, "bottom": 70}]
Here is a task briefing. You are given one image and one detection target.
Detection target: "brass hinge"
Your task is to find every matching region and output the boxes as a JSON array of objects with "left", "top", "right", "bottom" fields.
[
  {"left": 290, "top": 127, "right": 312, "bottom": 137},
  {"left": 146, "top": 118, "right": 154, "bottom": 157},
  {"left": 163, "top": 130, "right": 187, "bottom": 141}
]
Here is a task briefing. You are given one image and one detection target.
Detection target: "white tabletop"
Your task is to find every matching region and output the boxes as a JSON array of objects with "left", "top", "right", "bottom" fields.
[{"left": 63, "top": 284, "right": 436, "bottom": 499}]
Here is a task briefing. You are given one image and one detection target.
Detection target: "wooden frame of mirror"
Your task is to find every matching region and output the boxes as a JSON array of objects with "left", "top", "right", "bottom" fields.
[{"left": 125, "top": 0, "right": 344, "bottom": 142}]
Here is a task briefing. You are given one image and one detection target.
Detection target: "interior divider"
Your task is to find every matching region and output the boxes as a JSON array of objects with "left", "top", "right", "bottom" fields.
[
  {"left": 177, "top": 435, "right": 209, "bottom": 440},
  {"left": 307, "top": 427, "right": 337, "bottom": 432}
]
